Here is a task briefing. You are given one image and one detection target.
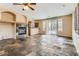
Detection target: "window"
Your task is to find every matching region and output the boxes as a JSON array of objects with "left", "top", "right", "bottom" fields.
[
  {"left": 43, "top": 19, "right": 57, "bottom": 34},
  {"left": 58, "top": 19, "right": 63, "bottom": 32}
]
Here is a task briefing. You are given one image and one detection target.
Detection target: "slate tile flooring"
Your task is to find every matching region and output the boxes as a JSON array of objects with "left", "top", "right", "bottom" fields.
[
  {"left": 27, "top": 35, "right": 78, "bottom": 56},
  {"left": 0, "top": 35, "right": 78, "bottom": 56}
]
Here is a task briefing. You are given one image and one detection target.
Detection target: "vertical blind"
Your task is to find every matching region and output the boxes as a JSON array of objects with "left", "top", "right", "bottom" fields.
[{"left": 75, "top": 4, "right": 79, "bottom": 34}]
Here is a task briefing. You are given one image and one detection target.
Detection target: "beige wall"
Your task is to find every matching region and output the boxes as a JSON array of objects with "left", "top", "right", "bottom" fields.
[
  {"left": 58, "top": 14, "right": 72, "bottom": 37},
  {"left": 16, "top": 14, "right": 27, "bottom": 24},
  {"left": 2, "top": 12, "right": 15, "bottom": 22},
  {"left": 0, "top": 23, "right": 16, "bottom": 40}
]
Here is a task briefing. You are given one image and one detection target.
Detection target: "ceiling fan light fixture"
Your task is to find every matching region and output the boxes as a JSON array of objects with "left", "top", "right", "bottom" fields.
[
  {"left": 13, "top": 3, "right": 36, "bottom": 11},
  {"left": 24, "top": 6, "right": 29, "bottom": 10}
]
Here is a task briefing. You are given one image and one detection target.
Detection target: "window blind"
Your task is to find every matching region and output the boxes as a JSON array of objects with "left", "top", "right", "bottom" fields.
[{"left": 75, "top": 4, "right": 79, "bottom": 34}]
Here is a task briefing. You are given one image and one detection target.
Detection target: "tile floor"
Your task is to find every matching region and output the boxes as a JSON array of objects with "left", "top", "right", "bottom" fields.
[
  {"left": 0, "top": 34, "right": 78, "bottom": 56},
  {"left": 27, "top": 34, "right": 78, "bottom": 56}
]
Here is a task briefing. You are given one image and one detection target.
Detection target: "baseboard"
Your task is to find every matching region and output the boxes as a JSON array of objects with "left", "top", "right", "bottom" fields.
[{"left": 57, "top": 35, "right": 72, "bottom": 39}]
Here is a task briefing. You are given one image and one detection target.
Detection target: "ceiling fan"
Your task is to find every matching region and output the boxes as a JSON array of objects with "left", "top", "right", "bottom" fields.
[{"left": 13, "top": 3, "right": 36, "bottom": 11}]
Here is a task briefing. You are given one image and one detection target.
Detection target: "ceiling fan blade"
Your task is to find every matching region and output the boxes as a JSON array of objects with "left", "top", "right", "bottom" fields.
[
  {"left": 23, "top": 3, "right": 36, "bottom": 5},
  {"left": 30, "top": 3, "right": 36, "bottom": 5},
  {"left": 27, "top": 5, "right": 35, "bottom": 10},
  {"left": 13, "top": 3, "right": 23, "bottom": 5},
  {"left": 13, "top": 3, "right": 36, "bottom": 5},
  {"left": 22, "top": 3, "right": 28, "bottom": 5},
  {"left": 13, "top": 3, "right": 36, "bottom": 11}
]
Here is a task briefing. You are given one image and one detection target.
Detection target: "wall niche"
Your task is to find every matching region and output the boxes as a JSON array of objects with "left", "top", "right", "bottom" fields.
[{"left": 0, "top": 11, "right": 16, "bottom": 40}]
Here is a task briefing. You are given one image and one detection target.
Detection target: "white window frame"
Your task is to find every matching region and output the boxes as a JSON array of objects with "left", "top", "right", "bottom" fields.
[{"left": 58, "top": 18, "right": 63, "bottom": 32}]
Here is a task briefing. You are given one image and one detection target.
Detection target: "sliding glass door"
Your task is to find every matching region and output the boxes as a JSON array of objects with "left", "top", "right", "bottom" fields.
[{"left": 43, "top": 19, "right": 57, "bottom": 35}]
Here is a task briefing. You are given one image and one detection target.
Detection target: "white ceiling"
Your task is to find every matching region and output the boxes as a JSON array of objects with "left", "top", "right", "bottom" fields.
[{"left": 0, "top": 3, "right": 77, "bottom": 20}]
